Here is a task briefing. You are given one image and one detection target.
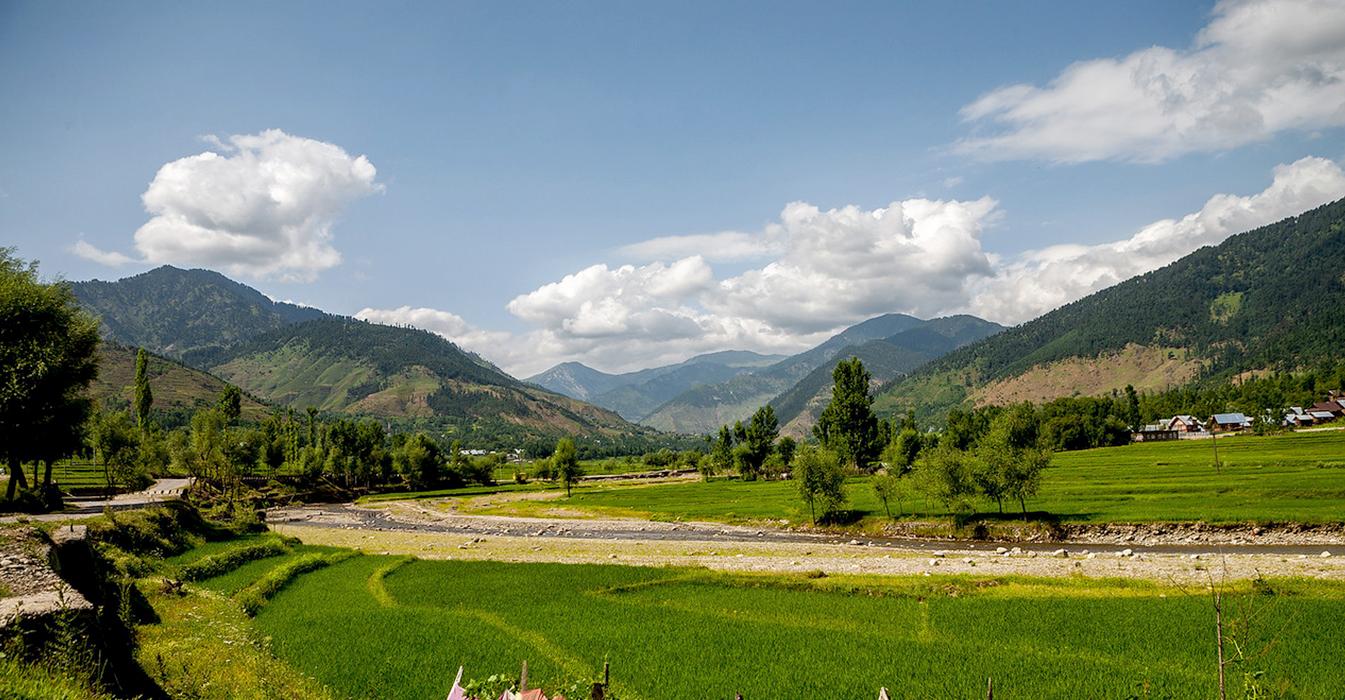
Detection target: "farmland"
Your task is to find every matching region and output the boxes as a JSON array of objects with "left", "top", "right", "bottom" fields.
[
  {"left": 193, "top": 552, "right": 1344, "bottom": 699},
  {"left": 462, "top": 430, "right": 1345, "bottom": 527}
]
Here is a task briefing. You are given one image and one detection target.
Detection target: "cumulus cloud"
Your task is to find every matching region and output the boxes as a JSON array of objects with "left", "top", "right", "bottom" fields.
[
  {"left": 956, "top": 0, "right": 1345, "bottom": 163},
  {"left": 968, "top": 156, "right": 1345, "bottom": 322},
  {"left": 709, "top": 198, "right": 999, "bottom": 331},
  {"left": 70, "top": 240, "right": 134, "bottom": 266},
  {"left": 77, "top": 129, "right": 380, "bottom": 281},
  {"left": 362, "top": 157, "right": 1345, "bottom": 377}
]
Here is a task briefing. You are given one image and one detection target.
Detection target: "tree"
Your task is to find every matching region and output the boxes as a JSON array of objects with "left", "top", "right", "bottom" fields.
[
  {"left": 0, "top": 250, "right": 100, "bottom": 502},
  {"left": 92, "top": 410, "right": 142, "bottom": 495},
  {"left": 975, "top": 411, "right": 1051, "bottom": 517},
  {"left": 882, "top": 428, "right": 924, "bottom": 474},
  {"left": 914, "top": 442, "right": 975, "bottom": 512},
  {"left": 813, "top": 357, "right": 880, "bottom": 471},
  {"left": 725, "top": 404, "right": 779, "bottom": 479},
  {"left": 552, "top": 437, "right": 582, "bottom": 497},
  {"left": 708, "top": 425, "right": 734, "bottom": 478},
  {"left": 218, "top": 385, "right": 243, "bottom": 425},
  {"left": 133, "top": 348, "right": 154, "bottom": 431},
  {"left": 393, "top": 433, "right": 444, "bottom": 490},
  {"left": 776, "top": 435, "right": 797, "bottom": 467},
  {"left": 793, "top": 445, "right": 846, "bottom": 524},
  {"left": 871, "top": 472, "right": 900, "bottom": 519}
]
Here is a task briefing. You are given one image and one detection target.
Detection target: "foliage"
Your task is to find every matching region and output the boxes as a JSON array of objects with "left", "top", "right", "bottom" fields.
[
  {"left": 392, "top": 432, "right": 446, "bottom": 490},
  {"left": 552, "top": 437, "right": 582, "bottom": 497},
  {"left": 814, "top": 357, "right": 880, "bottom": 470},
  {"left": 132, "top": 347, "right": 153, "bottom": 431},
  {"left": 0, "top": 249, "right": 100, "bottom": 500},
  {"left": 793, "top": 445, "right": 846, "bottom": 524}
]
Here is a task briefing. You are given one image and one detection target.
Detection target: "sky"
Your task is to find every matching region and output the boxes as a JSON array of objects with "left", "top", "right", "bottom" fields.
[{"left": 3, "top": 0, "right": 1345, "bottom": 377}]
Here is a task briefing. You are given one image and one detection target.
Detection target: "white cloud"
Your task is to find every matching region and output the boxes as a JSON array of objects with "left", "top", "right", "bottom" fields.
[
  {"left": 709, "top": 198, "right": 999, "bottom": 331},
  {"left": 618, "top": 231, "right": 780, "bottom": 262},
  {"left": 361, "top": 157, "right": 1345, "bottom": 378},
  {"left": 70, "top": 240, "right": 134, "bottom": 266},
  {"left": 968, "top": 156, "right": 1345, "bottom": 322},
  {"left": 77, "top": 129, "right": 381, "bottom": 281},
  {"left": 956, "top": 0, "right": 1345, "bottom": 163},
  {"left": 354, "top": 305, "right": 513, "bottom": 355},
  {"left": 942, "top": 176, "right": 964, "bottom": 188}
]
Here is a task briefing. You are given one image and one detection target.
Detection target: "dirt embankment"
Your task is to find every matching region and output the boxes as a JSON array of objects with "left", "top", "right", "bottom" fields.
[{"left": 869, "top": 519, "right": 1345, "bottom": 548}]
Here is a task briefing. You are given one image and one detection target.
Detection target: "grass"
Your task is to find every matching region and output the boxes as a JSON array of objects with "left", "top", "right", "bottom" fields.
[
  {"left": 241, "top": 554, "right": 1345, "bottom": 699},
  {"left": 485, "top": 430, "right": 1345, "bottom": 527},
  {"left": 135, "top": 579, "right": 333, "bottom": 700},
  {"left": 176, "top": 536, "right": 292, "bottom": 582},
  {"left": 0, "top": 656, "right": 115, "bottom": 700}
]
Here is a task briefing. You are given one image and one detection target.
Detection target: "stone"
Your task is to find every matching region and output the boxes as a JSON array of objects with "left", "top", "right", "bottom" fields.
[
  {"left": 1120, "top": 548, "right": 1134, "bottom": 557},
  {"left": 1322, "top": 551, "right": 1333, "bottom": 558}
]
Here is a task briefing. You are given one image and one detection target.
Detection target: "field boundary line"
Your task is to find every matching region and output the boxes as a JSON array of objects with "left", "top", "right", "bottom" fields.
[{"left": 367, "top": 555, "right": 416, "bottom": 607}]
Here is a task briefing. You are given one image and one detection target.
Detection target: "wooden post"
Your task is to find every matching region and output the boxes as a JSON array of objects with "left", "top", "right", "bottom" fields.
[
  {"left": 520, "top": 660, "right": 528, "bottom": 692},
  {"left": 986, "top": 676, "right": 993, "bottom": 699},
  {"left": 603, "top": 661, "right": 609, "bottom": 687}
]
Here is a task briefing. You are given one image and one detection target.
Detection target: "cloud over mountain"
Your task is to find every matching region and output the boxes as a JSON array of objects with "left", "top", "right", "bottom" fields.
[
  {"left": 358, "top": 157, "right": 1345, "bottom": 377},
  {"left": 74, "top": 129, "right": 381, "bottom": 281}
]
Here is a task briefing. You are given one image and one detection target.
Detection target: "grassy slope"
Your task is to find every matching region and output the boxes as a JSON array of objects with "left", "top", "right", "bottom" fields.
[
  {"left": 92, "top": 343, "right": 267, "bottom": 420},
  {"left": 248, "top": 555, "right": 1345, "bottom": 699},
  {"left": 504, "top": 430, "right": 1345, "bottom": 526}
]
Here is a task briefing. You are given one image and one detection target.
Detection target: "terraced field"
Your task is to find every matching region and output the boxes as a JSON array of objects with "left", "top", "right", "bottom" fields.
[{"left": 184, "top": 550, "right": 1345, "bottom": 699}]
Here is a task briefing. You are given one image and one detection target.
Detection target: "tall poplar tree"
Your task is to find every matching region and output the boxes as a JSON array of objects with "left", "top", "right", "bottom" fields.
[{"left": 133, "top": 347, "right": 153, "bottom": 431}]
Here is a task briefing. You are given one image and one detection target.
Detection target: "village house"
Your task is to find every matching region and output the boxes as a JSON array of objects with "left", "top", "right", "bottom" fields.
[
  {"left": 1132, "top": 423, "right": 1179, "bottom": 442},
  {"left": 1210, "top": 412, "right": 1252, "bottom": 433},
  {"left": 1165, "top": 415, "right": 1206, "bottom": 434}
]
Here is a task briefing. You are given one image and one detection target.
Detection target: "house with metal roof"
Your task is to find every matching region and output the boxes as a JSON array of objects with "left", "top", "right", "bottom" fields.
[{"left": 1210, "top": 412, "right": 1251, "bottom": 432}]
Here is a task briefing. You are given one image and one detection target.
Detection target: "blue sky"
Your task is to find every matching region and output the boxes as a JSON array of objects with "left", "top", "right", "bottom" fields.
[{"left": 3, "top": 1, "right": 1344, "bottom": 375}]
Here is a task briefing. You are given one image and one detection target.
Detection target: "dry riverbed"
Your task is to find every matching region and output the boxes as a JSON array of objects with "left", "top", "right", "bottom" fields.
[{"left": 270, "top": 500, "right": 1345, "bottom": 584}]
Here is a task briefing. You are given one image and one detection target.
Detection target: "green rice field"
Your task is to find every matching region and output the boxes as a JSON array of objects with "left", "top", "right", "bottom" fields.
[
  {"left": 200, "top": 553, "right": 1345, "bottom": 699},
  {"left": 537, "top": 430, "right": 1345, "bottom": 526}
]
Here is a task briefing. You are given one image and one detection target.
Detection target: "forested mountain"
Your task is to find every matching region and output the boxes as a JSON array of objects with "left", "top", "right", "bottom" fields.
[
  {"left": 640, "top": 313, "right": 998, "bottom": 434},
  {"left": 770, "top": 315, "right": 1003, "bottom": 436},
  {"left": 875, "top": 197, "right": 1345, "bottom": 422},
  {"left": 71, "top": 266, "right": 323, "bottom": 364},
  {"left": 71, "top": 267, "right": 662, "bottom": 447},
  {"left": 527, "top": 350, "right": 785, "bottom": 421}
]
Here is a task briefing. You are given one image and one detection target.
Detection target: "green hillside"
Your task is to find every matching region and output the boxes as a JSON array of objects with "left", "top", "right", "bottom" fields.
[
  {"left": 206, "top": 317, "right": 653, "bottom": 442},
  {"left": 876, "top": 197, "right": 1345, "bottom": 421},
  {"left": 71, "top": 266, "right": 323, "bottom": 363},
  {"left": 92, "top": 343, "right": 268, "bottom": 424}
]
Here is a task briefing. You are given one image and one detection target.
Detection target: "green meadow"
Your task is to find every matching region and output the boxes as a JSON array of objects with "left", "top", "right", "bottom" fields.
[
  {"left": 198, "top": 553, "right": 1345, "bottom": 699},
  {"left": 501, "top": 430, "right": 1345, "bottom": 526}
]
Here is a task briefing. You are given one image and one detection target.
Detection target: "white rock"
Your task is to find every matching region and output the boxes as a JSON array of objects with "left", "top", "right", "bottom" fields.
[
  {"left": 1322, "top": 551, "right": 1333, "bottom": 558},
  {"left": 1053, "top": 548, "right": 1068, "bottom": 558},
  {"left": 928, "top": 559, "right": 940, "bottom": 566},
  {"left": 995, "top": 547, "right": 1008, "bottom": 554},
  {"left": 1120, "top": 548, "right": 1134, "bottom": 557},
  {"left": 932, "top": 550, "right": 946, "bottom": 557}
]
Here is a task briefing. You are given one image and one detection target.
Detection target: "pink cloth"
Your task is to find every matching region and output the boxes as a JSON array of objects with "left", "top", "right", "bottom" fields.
[{"left": 446, "top": 666, "right": 465, "bottom": 700}]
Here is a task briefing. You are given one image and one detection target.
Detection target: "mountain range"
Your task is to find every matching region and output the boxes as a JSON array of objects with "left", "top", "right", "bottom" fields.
[
  {"left": 71, "top": 266, "right": 654, "bottom": 447},
  {"left": 68, "top": 197, "right": 1345, "bottom": 444},
  {"left": 532, "top": 313, "right": 1003, "bottom": 435},
  {"left": 875, "top": 197, "right": 1345, "bottom": 422}
]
